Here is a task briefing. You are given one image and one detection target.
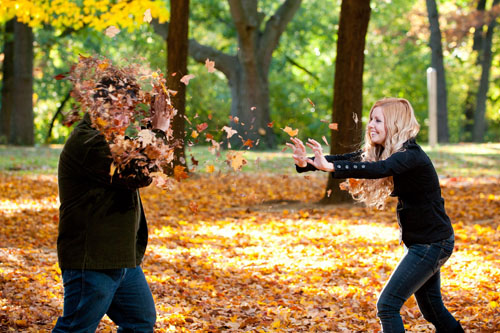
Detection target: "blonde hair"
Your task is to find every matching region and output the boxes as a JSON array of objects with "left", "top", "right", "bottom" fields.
[{"left": 343, "top": 98, "right": 420, "bottom": 209}]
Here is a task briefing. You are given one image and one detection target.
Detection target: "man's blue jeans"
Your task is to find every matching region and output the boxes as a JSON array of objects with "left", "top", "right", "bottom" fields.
[
  {"left": 53, "top": 266, "right": 156, "bottom": 333},
  {"left": 377, "top": 234, "right": 461, "bottom": 332}
]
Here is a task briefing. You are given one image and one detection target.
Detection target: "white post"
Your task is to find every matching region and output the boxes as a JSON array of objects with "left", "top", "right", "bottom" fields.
[{"left": 427, "top": 67, "right": 437, "bottom": 148}]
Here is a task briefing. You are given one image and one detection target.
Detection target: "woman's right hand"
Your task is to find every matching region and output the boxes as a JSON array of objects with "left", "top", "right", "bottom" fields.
[{"left": 286, "top": 137, "right": 308, "bottom": 168}]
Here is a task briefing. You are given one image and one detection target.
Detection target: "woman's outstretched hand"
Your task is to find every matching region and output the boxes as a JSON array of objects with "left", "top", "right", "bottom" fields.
[
  {"left": 305, "top": 138, "right": 334, "bottom": 172},
  {"left": 286, "top": 137, "right": 308, "bottom": 167}
]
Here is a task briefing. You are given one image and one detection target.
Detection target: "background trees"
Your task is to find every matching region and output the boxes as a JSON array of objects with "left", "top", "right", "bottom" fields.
[{"left": 0, "top": 0, "right": 498, "bottom": 148}]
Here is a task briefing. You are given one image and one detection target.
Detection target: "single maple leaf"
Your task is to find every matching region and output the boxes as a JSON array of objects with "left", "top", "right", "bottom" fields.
[
  {"left": 243, "top": 139, "right": 254, "bottom": 148},
  {"left": 180, "top": 74, "right": 195, "bottom": 85},
  {"left": 205, "top": 58, "right": 216, "bottom": 73},
  {"left": 329, "top": 123, "right": 338, "bottom": 130},
  {"left": 143, "top": 9, "right": 152, "bottom": 23},
  {"left": 282, "top": 126, "right": 299, "bottom": 137},
  {"left": 267, "top": 121, "right": 274, "bottom": 128},
  {"left": 105, "top": 26, "right": 120, "bottom": 38},
  {"left": 191, "top": 155, "right": 199, "bottom": 166},
  {"left": 196, "top": 123, "right": 208, "bottom": 132},
  {"left": 222, "top": 126, "right": 237, "bottom": 139},
  {"left": 173, "top": 165, "right": 188, "bottom": 181},
  {"left": 191, "top": 130, "right": 199, "bottom": 139},
  {"left": 226, "top": 151, "right": 247, "bottom": 171},
  {"left": 233, "top": 116, "right": 239, "bottom": 124}
]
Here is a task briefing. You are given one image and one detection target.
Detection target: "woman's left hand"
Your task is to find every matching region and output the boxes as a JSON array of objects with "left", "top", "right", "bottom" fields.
[{"left": 306, "top": 139, "right": 334, "bottom": 172}]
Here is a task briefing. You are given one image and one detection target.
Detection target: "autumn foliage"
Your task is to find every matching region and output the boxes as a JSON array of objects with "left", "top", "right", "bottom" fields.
[{"left": 0, "top": 171, "right": 499, "bottom": 332}]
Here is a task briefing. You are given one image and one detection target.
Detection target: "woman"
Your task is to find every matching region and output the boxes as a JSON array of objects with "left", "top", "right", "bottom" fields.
[{"left": 288, "top": 98, "right": 463, "bottom": 332}]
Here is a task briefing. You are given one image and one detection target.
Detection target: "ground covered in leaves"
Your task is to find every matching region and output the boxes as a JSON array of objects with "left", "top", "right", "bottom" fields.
[{"left": 1, "top": 171, "right": 499, "bottom": 332}]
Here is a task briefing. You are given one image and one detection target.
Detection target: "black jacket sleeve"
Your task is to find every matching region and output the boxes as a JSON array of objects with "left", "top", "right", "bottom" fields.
[{"left": 331, "top": 147, "right": 424, "bottom": 179}]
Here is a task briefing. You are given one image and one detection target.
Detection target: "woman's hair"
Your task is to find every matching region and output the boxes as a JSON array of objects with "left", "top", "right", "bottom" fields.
[{"left": 343, "top": 98, "right": 420, "bottom": 209}]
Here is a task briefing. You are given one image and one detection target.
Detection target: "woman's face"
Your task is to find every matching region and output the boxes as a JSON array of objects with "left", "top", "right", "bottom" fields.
[{"left": 367, "top": 106, "right": 387, "bottom": 146}]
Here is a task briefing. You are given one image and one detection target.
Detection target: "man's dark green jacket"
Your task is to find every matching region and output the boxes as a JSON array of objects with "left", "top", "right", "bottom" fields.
[{"left": 57, "top": 114, "right": 152, "bottom": 270}]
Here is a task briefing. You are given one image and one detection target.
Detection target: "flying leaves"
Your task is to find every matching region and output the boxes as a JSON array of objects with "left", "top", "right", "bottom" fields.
[
  {"left": 105, "top": 25, "right": 120, "bottom": 38},
  {"left": 282, "top": 126, "right": 299, "bottom": 137},
  {"left": 143, "top": 9, "right": 152, "bottom": 23},
  {"left": 180, "top": 74, "right": 196, "bottom": 85},
  {"left": 205, "top": 58, "right": 216, "bottom": 73}
]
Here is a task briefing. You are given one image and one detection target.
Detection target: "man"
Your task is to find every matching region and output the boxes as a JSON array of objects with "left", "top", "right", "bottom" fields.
[{"left": 53, "top": 75, "right": 169, "bottom": 332}]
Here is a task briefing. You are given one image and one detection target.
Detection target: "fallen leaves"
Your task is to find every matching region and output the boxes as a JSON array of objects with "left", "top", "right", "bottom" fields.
[{"left": 1, "top": 172, "right": 499, "bottom": 331}]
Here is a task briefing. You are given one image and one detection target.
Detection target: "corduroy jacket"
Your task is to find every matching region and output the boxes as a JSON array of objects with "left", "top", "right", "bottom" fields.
[
  {"left": 57, "top": 114, "right": 153, "bottom": 269},
  {"left": 296, "top": 139, "right": 453, "bottom": 246}
]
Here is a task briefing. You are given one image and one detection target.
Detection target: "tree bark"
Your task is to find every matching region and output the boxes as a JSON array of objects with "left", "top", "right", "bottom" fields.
[
  {"left": 153, "top": 0, "right": 302, "bottom": 149},
  {"left": 426, "top": 0, "right": 449, "bottom": 143},
  {"left": 473, "top": 0, "right": 499, "bottom": 142},
  {"left": 322, "top": 0, "right": 371, "bottom": 205},
  {"left": 0, "top": 19, "right": 15, "bottom": 143},
  {"left": 166, "top": 0, "right": 190, "bottom": 172},
  {"left": 1, "top": 19, "right": 34, "bottom": 145}
]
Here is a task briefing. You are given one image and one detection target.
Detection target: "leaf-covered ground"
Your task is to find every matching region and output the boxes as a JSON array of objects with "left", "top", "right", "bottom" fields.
[{"left": 1, "top": 172, "right": 499, "bottom": 332}]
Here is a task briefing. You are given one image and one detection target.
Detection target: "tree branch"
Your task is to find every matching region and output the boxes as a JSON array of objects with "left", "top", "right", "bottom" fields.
[
  {"left": 259, "top": 0, "right": 302, "bottom": 72},
  {"left": 188, "top": 39, "right": 237, "bottom": 80},
  {"left": 151, "top": 18, "right": 169, "bottom": 40}
]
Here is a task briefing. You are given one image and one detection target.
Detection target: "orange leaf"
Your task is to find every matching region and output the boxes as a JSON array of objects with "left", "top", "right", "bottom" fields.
[
  {"left": 282, "top": 126, "right": 299, "bottom": 137},
  {"left": 329, "top": 123, "right": 338, "bottom": 130},
  {"left": 173, "top": 165, "right": 188, "bottom": 181}
]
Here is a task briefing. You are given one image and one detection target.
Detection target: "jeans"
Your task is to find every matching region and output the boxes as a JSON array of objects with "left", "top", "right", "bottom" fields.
[
  {"left": 53, "top": 266, "right": 156, "bottom": 333},
  {"left": 377, "top": 234, "right": 462, "bottom": 332}
]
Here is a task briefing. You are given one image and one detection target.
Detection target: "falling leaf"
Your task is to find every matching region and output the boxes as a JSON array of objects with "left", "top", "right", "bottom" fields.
[
  {"left": 258, "top": 128, "right": 267, "bottom": 136},
  {"left": 226, "top": 151, "right": 247, "bottom": 171},
  {"left": 205, "top": 58, "right": 216, "bottom": 73},
  {"left": 109, "top": 162, "right": 117, "bottom": 177},
  {"left": 322, "top": 135, "right": 329, "bottom": 146},
  {"left": 173, "top": 165, "right": 188, "bottom": 181},
  {"left": 138, "top": 129, "right": 155, "bottom": 146},
  {"left": 180, "top": 74, "right": 196, "bottom": 85},
  {"left": 143, "top": 8, "right": 152, "bottom": 23},
  {"left": 222, "top": 126, "right": 237, "bottom": 139},
  {"left": 353, "top": 112, "right": 359, "bottom": 124},
  {"left": 250, "top": 106, "right": 257, "bottom": 111},
  {"left": 206, "top": 164, "right": 215, "bottom": 173},
  {"left": 54, "top": 73, "right": 67, "bottom": 80},
  {"left": 191, "top": 130, "right": 199, "bottom": 139},
  {"left": 282, "top": 126, "right": 299, "bottom": 137},
  {"left": 196, "top": 123, "right": 208, "bottom": 132},
  {"left": 329, "top": 123, "right": 338, "bottom": 130},
  {"left": 307, "top": 98, "right": 315, "bottom": 107},
  {"left": 243, "top": 139, "right": 254, "bottom": 148},
  {"left": 327, "top": 189, "right": 332, "bottom": 197},
  {"left": 233, "top": 116, "right": 239, "bottom": 124},
  {"left": 267, "top": 121, "right": 274, "bottom": 128},
  {"left": 105, "top": 25, "right": 120, "bottom": 38}
]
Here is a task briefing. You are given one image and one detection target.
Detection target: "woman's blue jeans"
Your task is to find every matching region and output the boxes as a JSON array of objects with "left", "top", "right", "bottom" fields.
[
  {"left": 52, "top": 266, "right": 156, "bottom": 333},
  {"left": 377, "top": 234, "right": 461, "bottom": 332}
]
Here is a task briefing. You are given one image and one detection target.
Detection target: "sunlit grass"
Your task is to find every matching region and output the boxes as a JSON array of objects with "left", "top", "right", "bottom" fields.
[{"left": 1, "top": 142, "right": 500, "bottom": 176}]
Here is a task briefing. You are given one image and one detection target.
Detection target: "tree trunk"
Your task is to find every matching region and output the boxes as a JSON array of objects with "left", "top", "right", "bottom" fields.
[
  {"left": 473, "top": 0, "right": 499, "bottom": 142},
  {"left": 166, "top": 0, "right": 190, "bottom": 171},
  {"left": 426, "top": 0, "right": 449, "bottom": 143},
  {"left": 0, "top": 19, "right": 15, "bottom": 143},
  {"left": 463, "top": 0, "right": 487, "bottom": 141},
  {"left": 322, "top": 0, "right": 371, "bottom": 205},
  {"left": 1, "top": 19, "right": 34, "bottom": 145},
  {"left": 153, "top": 0, "right": 302, "bottom": 149}
]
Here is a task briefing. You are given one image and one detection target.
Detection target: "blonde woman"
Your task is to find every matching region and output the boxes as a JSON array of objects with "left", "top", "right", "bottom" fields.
[{"left": 288, "top": 98, "right": 463, "bottom": 332}]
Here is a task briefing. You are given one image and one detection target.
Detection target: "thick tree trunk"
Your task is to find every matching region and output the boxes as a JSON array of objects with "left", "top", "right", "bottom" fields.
[
  {"left": 1, "top": 19, "right": 34, "bottom": 145},
  {"left": 472, "top": 0, "right": 499, "bottom": 142},
  {"left": 426, "top": 0, "right": 449, "bottom": 143},
  {"left": 166, "top": 0, "right": 189, "bottom": 170},
  {"left": 322, "top": 0, "right": 371, "bottom": 205},
  {"left": 0, "top": 19, "right": 15, "bottom": 143}
]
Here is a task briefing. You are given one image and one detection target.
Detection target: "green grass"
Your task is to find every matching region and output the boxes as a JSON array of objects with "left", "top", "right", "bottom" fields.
[{"left": 1, "top": 143, "right": 499, "bottom": 177}]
